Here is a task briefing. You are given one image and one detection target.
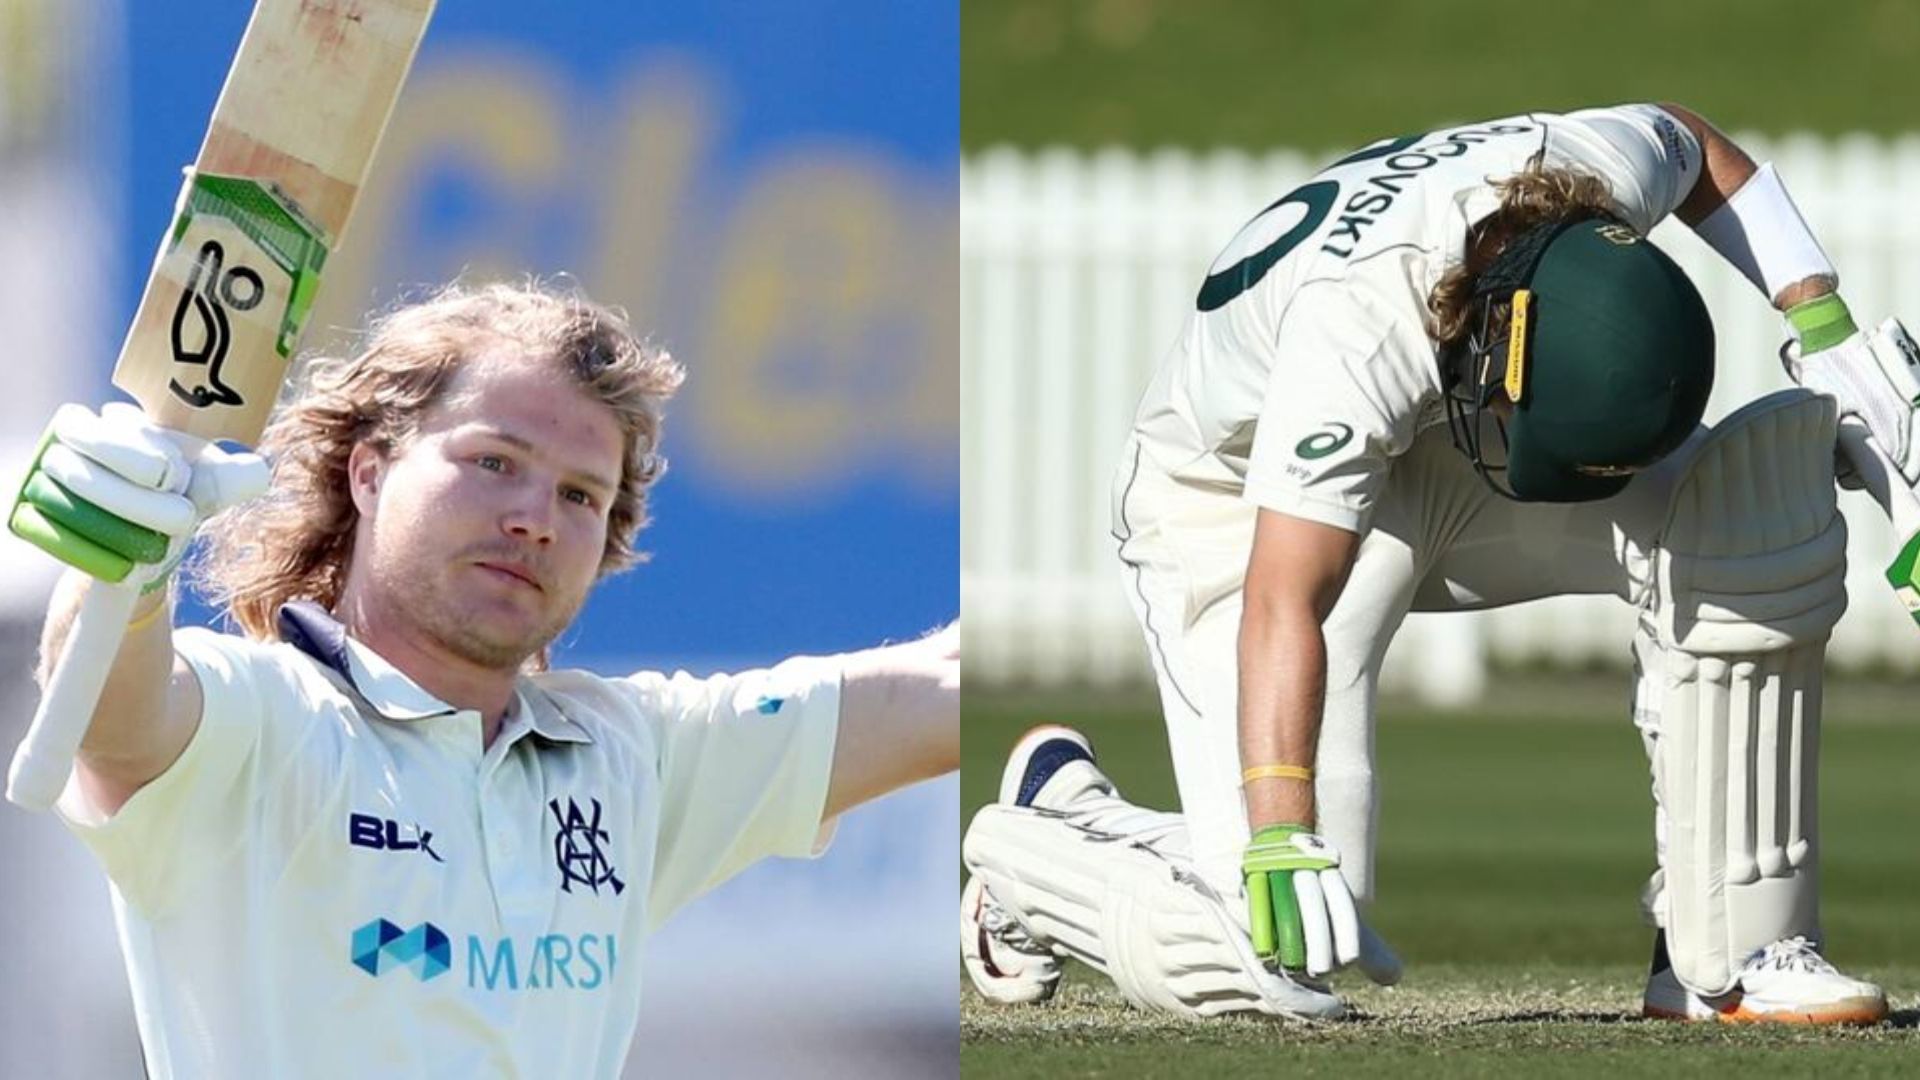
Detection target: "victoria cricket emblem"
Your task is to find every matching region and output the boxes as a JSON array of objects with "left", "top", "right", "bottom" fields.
[{"left": 550, "top": 796, "right": 626, "bottom": 896}]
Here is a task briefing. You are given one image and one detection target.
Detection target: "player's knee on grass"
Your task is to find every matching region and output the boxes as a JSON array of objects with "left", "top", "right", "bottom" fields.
[{"left": 964, "top": 802, "right": 1344, "bottom": 1019}]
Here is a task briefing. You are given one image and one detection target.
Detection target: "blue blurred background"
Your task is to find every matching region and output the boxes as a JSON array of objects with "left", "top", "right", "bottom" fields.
[{"left": 0, "top": 1, "right": 956, "bottom": 1075}]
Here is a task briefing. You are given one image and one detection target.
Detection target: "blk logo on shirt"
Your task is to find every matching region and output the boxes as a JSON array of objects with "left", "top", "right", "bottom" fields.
[
  {"left": 550, "top": 797, "right": 625, "bottom": 896},
  {"left": 349, "top": 813, "right": 445, "bottom": 863}
]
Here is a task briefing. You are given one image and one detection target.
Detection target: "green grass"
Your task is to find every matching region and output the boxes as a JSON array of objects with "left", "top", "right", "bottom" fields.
[
  {"left": 963, "top": 0, "right": 1920, "bottom": 151},
  {"left": 961, "top": 678, "right": 1920, "bottom": 1075},
  {"left": 965, "top": 971, "right": 1920, "bottom": 1078}
]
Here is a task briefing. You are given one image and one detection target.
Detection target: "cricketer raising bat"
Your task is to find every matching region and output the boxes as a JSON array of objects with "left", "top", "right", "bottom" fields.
[{"left": 6, "top": 0, "right": 435, "bottom": 809}]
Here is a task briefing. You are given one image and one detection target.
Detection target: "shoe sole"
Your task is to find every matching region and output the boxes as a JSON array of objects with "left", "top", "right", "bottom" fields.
[
  {"left": 961, "top": 876, "right": 1061, "bottom": 1005},
  {"left": 1643, "top": 998, "right": 1888, "bottom": 1026},
  {"left": 997, "top": 724, "right": 1093, "bottom": 806},
  {"left": 963, "top": 879, "right": 1014, "bottom": 981}
]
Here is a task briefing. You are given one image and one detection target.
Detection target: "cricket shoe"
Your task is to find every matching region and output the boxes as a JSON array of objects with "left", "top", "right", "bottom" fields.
[
  {"left": 1642, "top": 932, "right": 1888, "bottom": 1025},
  {"left": 998, "top": 724, "right": 1104, "bottom": 808},
  {"left": 996, "top": 723, "right": 1188, "bottom": 846},
  {"left": 961, "top": 874, "right": 1061, "bottom": 1004},
  {"left": 960, "top": 727, "right": 1096, "bottom": 1005}
]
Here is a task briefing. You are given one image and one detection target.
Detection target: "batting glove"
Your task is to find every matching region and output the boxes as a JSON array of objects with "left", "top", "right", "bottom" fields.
[
  {"left": 1242, "top": 823, "right": 1363, "bottom": 978},
  {"left": 1781, "top": 299, "right": 1920, "bottom": 488},
  {"left": 8, "top": 402, "right": 268, "bottom": 592}
]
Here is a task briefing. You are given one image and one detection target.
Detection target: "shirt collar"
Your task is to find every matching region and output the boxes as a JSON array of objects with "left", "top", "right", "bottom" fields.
[
  {"left": 1442, "top": 187, "right": 1504, "bottom": 284},
  {"left": 276, "top": 602, "right": 593, "bottom": 744}
]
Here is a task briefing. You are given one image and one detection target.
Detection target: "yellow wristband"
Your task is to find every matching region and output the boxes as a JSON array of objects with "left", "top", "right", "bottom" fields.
[{"left": 1241, "top": 764, "right": 1313, "bottom": 784}]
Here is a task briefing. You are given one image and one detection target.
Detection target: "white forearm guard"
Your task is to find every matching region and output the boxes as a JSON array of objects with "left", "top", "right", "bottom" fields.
[
  {"left": 1636, "top": 389, "right": 1845, "bottom": 997},
  {"left": 1693, "top": 162, "right": 1835, "bottom": 302}
]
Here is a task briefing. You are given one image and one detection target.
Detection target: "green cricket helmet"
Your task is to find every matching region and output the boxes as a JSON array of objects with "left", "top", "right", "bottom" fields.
[{"left": 1442, "top": 213, "right": 1715, "bottom": 502}]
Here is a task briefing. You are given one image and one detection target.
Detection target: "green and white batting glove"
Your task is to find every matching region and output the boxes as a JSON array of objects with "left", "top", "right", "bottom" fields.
[
  {"left": 1782, "top": 295, "right": 1920, "bottom": 487},
  {"left": 8, "top": 402, "right": 269, "bottom": 594},
  {"left": 1242, "top": 824, "right": 1361, "bottom": 977}
]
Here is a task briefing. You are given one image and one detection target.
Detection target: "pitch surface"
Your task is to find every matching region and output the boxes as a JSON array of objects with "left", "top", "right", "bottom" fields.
[{"left": 961, "top": 677, "right": 1920, "bottom": 1076}]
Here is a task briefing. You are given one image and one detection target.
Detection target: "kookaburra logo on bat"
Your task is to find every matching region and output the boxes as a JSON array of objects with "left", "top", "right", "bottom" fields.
[{"left": 168, "top": 239, "right": 264, "bottom": 409}]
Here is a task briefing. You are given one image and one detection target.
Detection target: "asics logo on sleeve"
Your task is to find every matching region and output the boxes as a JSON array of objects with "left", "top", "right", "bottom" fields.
[{"left": 1296, "top": 423, "right": 1354, "bottom": 460}]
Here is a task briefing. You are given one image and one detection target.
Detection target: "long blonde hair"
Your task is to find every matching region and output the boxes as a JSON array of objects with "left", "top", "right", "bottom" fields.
[
  {"left": 1426, "top": 159, "right": 1618, "bottom": 349},
  {"left": 194, "top": 279, "right": 685, "bottom": 643}
]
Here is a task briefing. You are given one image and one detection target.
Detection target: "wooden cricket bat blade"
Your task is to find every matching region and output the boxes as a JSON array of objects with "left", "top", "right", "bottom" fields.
[
  {"left": 111, "top": 0, "right": 436, "bottom": 444},
  {"left": 7, "top": 0, "right": 434, "bottom": 810}
]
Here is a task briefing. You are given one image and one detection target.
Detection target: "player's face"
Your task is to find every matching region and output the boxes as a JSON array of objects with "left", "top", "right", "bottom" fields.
[{"left": 353, "top": 350, "right": 625, "bottom": 670}]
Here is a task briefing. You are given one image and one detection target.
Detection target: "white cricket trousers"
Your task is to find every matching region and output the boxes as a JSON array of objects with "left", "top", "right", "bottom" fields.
[{"left": 1110, "top": 421, "right": 1700, "bottom": 904}]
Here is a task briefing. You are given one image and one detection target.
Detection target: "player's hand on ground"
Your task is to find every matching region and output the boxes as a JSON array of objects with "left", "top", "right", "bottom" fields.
[
  {"left": 8, "top": 402, "right": 269, "bottom": 591},
  {"left": 1242, "top": 824, "right": 1364, "bottom": 979}
]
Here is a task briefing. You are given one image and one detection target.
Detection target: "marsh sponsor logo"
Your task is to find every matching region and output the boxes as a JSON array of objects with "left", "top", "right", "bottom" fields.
[
  {"left": 351, "top": 918, "right": 616, "bottom": 992},
  {"left": 468, "top": 933, "right": 619, "bottom": 992},
  {"left": 351, "top": 919, "right": 451, "bottom": 981}
]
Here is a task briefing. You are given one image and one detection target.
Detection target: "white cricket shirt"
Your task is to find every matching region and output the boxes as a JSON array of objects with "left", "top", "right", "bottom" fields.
[
  {"left": 1128, "top": 104, "right": 1704, "bottom": 532},
  {"left": 57, "top": 602, "right": 841, "bottom": 1079}
]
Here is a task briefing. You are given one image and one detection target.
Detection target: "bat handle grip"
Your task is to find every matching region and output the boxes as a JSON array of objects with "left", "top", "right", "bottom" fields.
[
  {"left": 6, "top": 584, "right": 141, "bottom": 811},
  {"left": 1837, "top": 421, "right": 1920, "bottom": 536},
  {"left": 1836, "top": 419, "right": 1920, "bottom": 623}
]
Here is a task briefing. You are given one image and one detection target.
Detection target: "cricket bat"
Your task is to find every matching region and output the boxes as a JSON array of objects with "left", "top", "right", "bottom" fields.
[
  {"left": 7, "top": 0, "right": 436, "bottom": 810},
  {"left": 1831, "top": 319, "right": 1920, "bottom": 625},
  {"left": 1838, "top": 420, "right": 1920, "bottom": 616}
]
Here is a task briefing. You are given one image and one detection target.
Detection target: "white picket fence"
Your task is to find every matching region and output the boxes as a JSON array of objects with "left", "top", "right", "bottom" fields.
[{"left": 962, "top": 133, "right": 1920, "bottom": 700}]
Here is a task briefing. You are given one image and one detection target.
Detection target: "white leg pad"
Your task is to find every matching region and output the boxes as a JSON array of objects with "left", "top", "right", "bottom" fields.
[
  {"left": 961, "top": 803, "right": 1343, "bottom": 1019},
  {"left": 1639, "top": 389, "right": 1844, "bottom": 997}
]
